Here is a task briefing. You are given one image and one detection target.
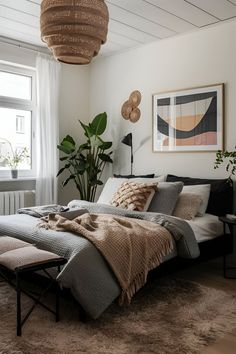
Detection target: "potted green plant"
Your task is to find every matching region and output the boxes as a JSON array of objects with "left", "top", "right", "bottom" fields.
[
  {"left": 0, "top": 138, "right": 29, "bottom": 179},
  {"left": 57, "top": 112, "right": 113, "bottom": 202},
  {"left": 214, "top": 147, "right": 236, "bottom": 185}
]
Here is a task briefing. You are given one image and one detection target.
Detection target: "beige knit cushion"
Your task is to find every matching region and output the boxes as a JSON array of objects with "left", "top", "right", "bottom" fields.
[
  {"left": 111, "top": 181, "right": 158, "bottom": 211},
  {"left": 0, "top": 236, "right": 31, "bottom": 255},
  {"left": 173, "top": 193, "right": 203, "bottom": 220},
  {"left": 0, "top": 246, "right": 61, "bottom": 271}
]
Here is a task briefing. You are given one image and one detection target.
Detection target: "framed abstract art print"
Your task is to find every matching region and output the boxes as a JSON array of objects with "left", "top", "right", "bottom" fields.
[{"left": 153, "top": 84, "right": 224, "bottom": 152}]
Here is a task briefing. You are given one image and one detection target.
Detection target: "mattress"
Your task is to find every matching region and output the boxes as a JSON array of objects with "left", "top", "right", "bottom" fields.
[{"left": 187, "top": 213, "right": 223, "bottom": 243}]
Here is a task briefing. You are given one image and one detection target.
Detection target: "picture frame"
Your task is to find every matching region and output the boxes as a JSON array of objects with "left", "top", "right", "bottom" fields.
[{"left": 153, "top": 84, "right": 224, "bottom": 152}]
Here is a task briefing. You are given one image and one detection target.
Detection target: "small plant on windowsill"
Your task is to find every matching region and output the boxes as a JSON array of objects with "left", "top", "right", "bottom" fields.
[
  {"left": 0, "top": 138, "right": 30, "bottom": 179},
  {"left": 214, "top": 147, "right": 236, "bottom": 186}
]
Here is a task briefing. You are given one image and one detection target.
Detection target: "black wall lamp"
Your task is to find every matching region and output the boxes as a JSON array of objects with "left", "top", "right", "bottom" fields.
[{"left": 121, "top": 133, "right": 133, "bottom": 175}]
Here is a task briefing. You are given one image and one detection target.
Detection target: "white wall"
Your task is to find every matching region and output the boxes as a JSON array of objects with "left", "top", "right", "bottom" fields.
[
  {"left": 89, "top": 20, "right": 236, "bottom": 179},
  {"left": 58, "top": 63, "right": 90, "bottom": 204}
]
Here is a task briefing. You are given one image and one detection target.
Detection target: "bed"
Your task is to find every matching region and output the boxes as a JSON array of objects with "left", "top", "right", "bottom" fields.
[{"left": 0, "top": 175, "right": 234, "bottom": 319}]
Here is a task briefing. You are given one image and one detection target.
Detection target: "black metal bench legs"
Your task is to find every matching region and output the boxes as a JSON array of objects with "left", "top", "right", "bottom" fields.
[{"left": 15, "top": 264, "right": 65, "bottom": 337}]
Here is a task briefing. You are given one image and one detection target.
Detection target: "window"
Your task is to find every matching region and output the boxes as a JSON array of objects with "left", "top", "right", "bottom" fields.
[
  {"left": 0, "top": 70, "right": 31, "bottom": 100},
  {"left": 16, "top": 115, "right": 25, "bottom": 134},
  {"left": 0, "top": 63, "right": 36, "bottom": 178}
]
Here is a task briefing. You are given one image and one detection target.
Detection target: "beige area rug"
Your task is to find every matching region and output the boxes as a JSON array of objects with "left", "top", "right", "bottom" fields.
[{"left": 0, "top": 276, "right": 236, "bottom": 354}]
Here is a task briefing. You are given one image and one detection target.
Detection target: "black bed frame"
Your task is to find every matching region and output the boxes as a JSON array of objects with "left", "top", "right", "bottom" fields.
[
  {"left": 153, "top": 176, "right": 235, "bottom": 276},
  {"left": 198, "top": 233, "right": 233, "bottom": 261},
  {"left": 147, "top": 233, "right": 233, "bottom": 283}
]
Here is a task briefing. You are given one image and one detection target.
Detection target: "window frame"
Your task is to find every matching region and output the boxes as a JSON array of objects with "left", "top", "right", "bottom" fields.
[
  {"left": 0, "top": 63, "right": 36, "bottom": 179},
  {"left": 16, "top": 115, "right": 26, "bottom": 134}
]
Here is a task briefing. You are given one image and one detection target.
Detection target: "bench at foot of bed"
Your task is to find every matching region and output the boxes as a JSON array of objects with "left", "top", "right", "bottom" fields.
[{"left": 0, "top": 236, "right": 67, "bottom": 336}]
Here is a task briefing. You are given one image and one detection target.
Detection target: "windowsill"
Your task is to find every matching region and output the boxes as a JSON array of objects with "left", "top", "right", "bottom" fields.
[{"left": 0, "top": 177, "right": 36, "bottom": 182}]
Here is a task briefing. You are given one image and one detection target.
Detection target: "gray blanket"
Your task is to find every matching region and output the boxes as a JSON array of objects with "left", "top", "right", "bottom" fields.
[
  {"left": 17, "top": 205, "right": 89, "bottom": 220},
  {"left": 17, "top": 204, "right": 66, "bottom": 218},
  {"left": 0, "top": 201, "right": 199, "bottom": 319}
]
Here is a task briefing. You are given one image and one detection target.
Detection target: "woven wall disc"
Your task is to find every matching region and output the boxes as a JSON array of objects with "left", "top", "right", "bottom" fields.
[
  {"left": 121, "top": 101, "right": 133, "bottom": 120},
  {"left": 129, "top": 90, "right": 142, "bottom": 107},
  {"left": 130, "top": 108, "right": 141, "bottom": 123}
]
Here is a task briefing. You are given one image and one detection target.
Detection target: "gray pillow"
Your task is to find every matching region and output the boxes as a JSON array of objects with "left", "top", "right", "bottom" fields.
[{"left": 148, "top": 182, "right": 184, "bottom": 215}]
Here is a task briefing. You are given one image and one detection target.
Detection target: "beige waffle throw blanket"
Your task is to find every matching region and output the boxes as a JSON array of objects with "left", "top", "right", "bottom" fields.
[{"left": 39, "top": 213, "right": 173, "bottom": 305}]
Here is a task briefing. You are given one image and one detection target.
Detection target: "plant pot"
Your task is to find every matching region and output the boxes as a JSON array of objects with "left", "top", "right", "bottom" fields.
[{"left": 11, "top": 169, "right": 18, "bottom": 179}]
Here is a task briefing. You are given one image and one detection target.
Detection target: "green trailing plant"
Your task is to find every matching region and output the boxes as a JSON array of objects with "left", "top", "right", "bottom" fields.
[
  {"left": 0, "top": 138, "right": 29, "bottom": 169},
  {"left": 214, "top": 147, "right": 236, "bottom": 185},
  {"left": 57, "top": 112, "right": 113, "bottom": 202}
]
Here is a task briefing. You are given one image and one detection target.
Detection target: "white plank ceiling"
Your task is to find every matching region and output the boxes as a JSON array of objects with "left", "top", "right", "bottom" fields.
[{"left": 0, "top": 0, "right": 236, "bottom": 57}]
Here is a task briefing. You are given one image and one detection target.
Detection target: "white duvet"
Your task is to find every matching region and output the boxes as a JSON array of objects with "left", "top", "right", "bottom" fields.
[{"left": 187, "top": 213, "right": 223, "bottom": 243}]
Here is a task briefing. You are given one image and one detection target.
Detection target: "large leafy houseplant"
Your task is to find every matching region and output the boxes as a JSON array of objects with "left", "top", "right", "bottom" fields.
[
  {"left": 57, "top": 112, "right": 113, "bottom": 202},
  {"left": 214, "top": 147, "right": 236, "bottom": 185}
]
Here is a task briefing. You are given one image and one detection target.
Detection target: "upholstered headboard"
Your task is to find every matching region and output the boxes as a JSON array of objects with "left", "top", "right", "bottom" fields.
[{"left": 166, "top": 175, "right": 234, "bottom": 217}]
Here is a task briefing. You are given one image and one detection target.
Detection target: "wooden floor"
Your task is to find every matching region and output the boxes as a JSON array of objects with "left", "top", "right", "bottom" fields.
[{"left": 175, "top": 257, "right": 236, "bottom": 354}]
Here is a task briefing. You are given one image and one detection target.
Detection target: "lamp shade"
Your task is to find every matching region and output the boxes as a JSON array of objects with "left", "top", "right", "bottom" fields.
[
  {"left": 40, "top": 0, "right": 109, "bottom": 65},
  {"left": 122, "top": 133, "right": 132, "bottom": 147}
]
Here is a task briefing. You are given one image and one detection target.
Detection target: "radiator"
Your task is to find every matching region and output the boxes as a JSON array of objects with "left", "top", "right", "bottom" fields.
[{"left": 0, "top": 190, "right": 35, "bottom": 215}]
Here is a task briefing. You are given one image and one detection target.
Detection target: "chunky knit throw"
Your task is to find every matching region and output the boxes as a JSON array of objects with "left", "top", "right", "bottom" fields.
[{"left": 39, "top": 212, "right": 173, "bottom": 304}]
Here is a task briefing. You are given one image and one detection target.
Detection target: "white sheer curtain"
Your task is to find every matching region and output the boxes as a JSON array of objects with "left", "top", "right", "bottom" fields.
[{"left": 35, "top": 53, "right": 61, "bottom": 205}]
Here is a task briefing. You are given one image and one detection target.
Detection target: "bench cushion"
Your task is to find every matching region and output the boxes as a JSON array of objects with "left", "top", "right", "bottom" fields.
[
  {"left": 0, "top": 246, "right": 61, "bottom": 271},
  {"left": 0, "top": 236, "right": 31, "bottom": 255}
]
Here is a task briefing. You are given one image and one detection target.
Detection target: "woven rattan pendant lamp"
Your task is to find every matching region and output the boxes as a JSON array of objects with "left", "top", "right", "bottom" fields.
[{"left": 40, "top": 0, "right": 109, "bottom": 65}]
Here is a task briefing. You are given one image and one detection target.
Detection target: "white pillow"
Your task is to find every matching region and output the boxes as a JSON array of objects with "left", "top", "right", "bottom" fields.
[
  {"left": 182, "top": 184, "right": 211, "bottom": 216},
  {"left": 97, "top": 176, "right": 165, "bottom": 205}
]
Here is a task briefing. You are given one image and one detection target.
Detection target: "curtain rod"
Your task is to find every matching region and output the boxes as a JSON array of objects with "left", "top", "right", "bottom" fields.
[{"left": 0, "top": 36, "right": 51, "bottom": 55}]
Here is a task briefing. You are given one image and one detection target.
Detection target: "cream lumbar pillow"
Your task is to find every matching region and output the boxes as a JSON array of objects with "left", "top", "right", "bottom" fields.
[
  {"left": 111, "top": 181, "right": 158, "bottom": 211},
  {"left": 182, "top": 184, "right": 211, "bottom": 216},
  {"left": 173, "top": 193, "right": 203, "bottom": 220}
]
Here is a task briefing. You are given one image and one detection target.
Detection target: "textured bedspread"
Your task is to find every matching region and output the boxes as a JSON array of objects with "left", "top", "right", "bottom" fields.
[{"left": 0, "top": 201, "right": 199, "bottom": 319}]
